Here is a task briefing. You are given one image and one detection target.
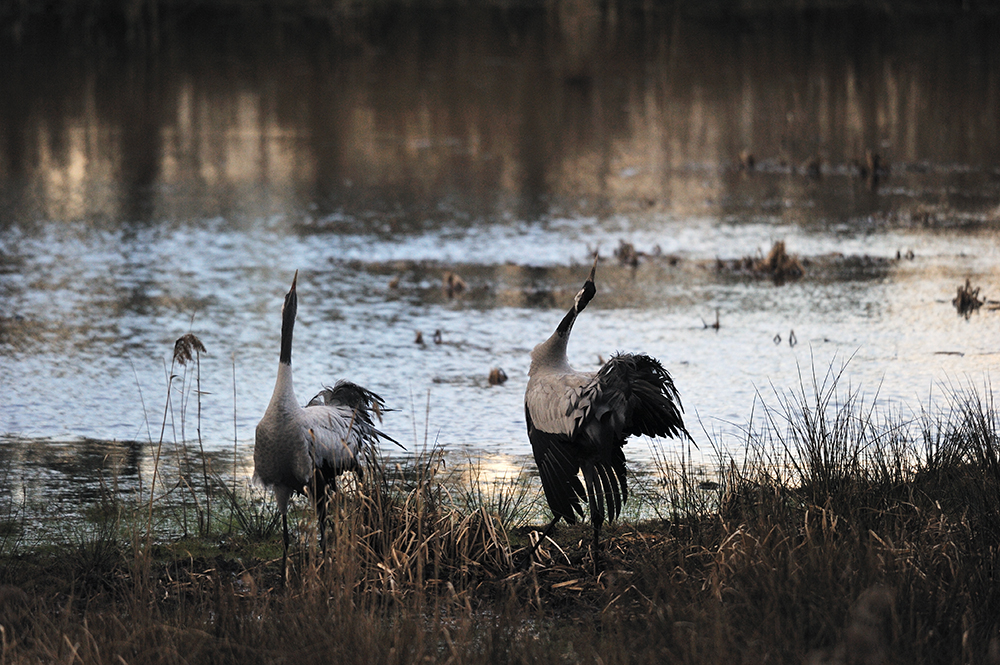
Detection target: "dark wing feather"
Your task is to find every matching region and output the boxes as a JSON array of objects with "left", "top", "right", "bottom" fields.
[
  {"left": 582, "top": 443, "right": 627, "bottom": 527},
  {"left": 308, "top": 380, "right": 402, "bottom": 449},
  {"left": 526, "top": 405, "right": 586, "bottom": 524},
  {"left": 578, "top": 352, "right": 691, "bottom": 442},
  {"left": 583, "top": 461, "right": 605, "bottom": 528},
  {"left": 603, "top": 445, "right": 626, "bottom": 520}
]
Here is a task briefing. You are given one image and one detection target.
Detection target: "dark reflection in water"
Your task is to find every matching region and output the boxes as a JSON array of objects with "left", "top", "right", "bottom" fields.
[
  {"left": 0, "top": 6, "right": 997, "bottom": 230},
  {"left": 0, "top": 437, "right": 143, "bottom": 505},
  {"left": 0, "top": 433, "right": 254, "bottom": 530}
]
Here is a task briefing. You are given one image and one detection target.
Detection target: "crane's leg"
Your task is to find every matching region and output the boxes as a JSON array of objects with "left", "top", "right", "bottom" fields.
[
  {"left": 317, "top": 482, "right": 329, "bottom": 555},
  {"left": 521, "top": 516, "right": 561, "bottom": 567},
  {"left": 281, "top": 511, "right": 290, "bottom": 585},
  {"left": 582, "top": 462, "right": 607, "bottom": 574},
  {"left": 582, "top": 463, "right": 606, "bottom": 548},
  {"left": 583, "top": 502, "right": 606, "bottom": 575},
  {"left": 317, "top": 503, "right": 326, "bottom": 555},
  {"left": 310, "top": 472, "right": 338, "bottom": 557}
]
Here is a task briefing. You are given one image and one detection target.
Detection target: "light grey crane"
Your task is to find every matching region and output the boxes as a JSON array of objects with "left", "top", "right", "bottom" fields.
[
  {"left": 524, "top": 256, "right": 691, "bottom": 554},
  {"left": 254, "top": 271, "right": 397, "bottom": 576}
]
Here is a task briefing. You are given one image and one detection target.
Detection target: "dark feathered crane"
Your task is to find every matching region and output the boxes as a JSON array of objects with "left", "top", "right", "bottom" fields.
[
  {"left": 524, "top": 256, "right": 691, "bottom": 553},
  {"left": 254, "top": 271, "right": 398, "bottom": 577}
]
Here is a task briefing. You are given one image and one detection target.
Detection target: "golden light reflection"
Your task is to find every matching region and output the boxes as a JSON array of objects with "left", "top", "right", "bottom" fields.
[
  {"left": 8, "top": 8, "right": 998, "bottom": 226},
  {"left": 35, "top": 117, "right": 120, "bottom": 222},
  {"left": 458, "top": 452, "right": 532, "bottom": 487}
]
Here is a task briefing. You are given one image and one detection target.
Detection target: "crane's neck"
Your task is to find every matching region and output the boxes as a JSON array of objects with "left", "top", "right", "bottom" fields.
[
  {"left": 528, "top": 268, "right": 596, "bottom": 376},
  {"left": 270, "top": 273, "right": 299, "bottom": 408},
  {"left": 269, "top": 361, "right": 298, "bottom": 409},
  {"left": 279, "top": 315, "right": 294, "bottom": 365},
  {"left": 528, "top": 330, "right": 573, "bottom": 376}
]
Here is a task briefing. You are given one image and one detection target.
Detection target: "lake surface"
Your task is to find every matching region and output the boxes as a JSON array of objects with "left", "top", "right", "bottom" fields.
[{"left": 2, "top": 4, "right": 1000, "bottom": 501}]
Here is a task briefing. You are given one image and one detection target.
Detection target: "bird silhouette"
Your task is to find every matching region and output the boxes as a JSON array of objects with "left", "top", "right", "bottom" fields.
[
  {"left": 254, "top": 271, "right": 397, "bottom": 579},
  {"left": 524, "top": 255, "right": 691, "bottom": 556}
]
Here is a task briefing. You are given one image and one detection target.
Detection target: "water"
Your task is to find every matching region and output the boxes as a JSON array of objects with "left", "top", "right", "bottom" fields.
[{"left": 2, "top": 5, "right": 1000, "bottom": 501}]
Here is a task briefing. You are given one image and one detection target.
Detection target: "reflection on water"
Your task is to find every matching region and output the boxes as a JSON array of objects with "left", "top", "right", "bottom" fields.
[
  {"left": 2, "top": 7, "right": 998, "bottom": 227},
  {"left": 1, "top": 5, "right": 1000, "bottom": 502},
  {"left": 0, "top": 433, "right": 256, "bottom": 538}
]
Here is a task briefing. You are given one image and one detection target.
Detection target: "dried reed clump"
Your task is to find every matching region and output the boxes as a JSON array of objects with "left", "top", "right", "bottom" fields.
[
  {"left": 443, "top": 270, "right": 467, "bottom": 298},
  {"left": 953, "top": 278, "right": 983, "bottom": 318},
  {"left": 172, "top": 333, "right": 206, "bottom": 366},
  {"left": 282, "top": 449, "right": 517, "bottom": 598},
  {"left": 615, "top": 239, "right": 640, "bottom": 267},
  {"left": 683, "top": 372, "right": 1000, "bottom": 665},
  {"left": 754, "top": 240, "right": 804, "bottom": 283},
  {"left": 716, "top": 240, "right": 805, "bottom": 284}
]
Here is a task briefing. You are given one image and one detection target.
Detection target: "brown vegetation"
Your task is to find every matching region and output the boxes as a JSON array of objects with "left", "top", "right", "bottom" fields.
[
  {"left": 756, "top": 240, "right": 805, "bottom": 282},
  {"left": 717, "top": 240, "right": 805, "bottom": 284},
  {"left": 953, "top": 278, "right": 983, "bottom": 318},
  {"left": 614, "top": 240, "right": 640, "bottom": 268},
  {"left": 2, "top": 369, "right": 1000, "bottom": 663},
  {"left": 443, "top": 271, "right": 468, "bottom": 298}
]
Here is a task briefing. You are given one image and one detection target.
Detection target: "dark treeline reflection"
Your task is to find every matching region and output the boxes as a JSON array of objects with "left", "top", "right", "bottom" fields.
[
  {"left": 0, "top": 437, "right": 143, "bottom": 506},
  {"left": 0, "top": 3, "right": 997, "bottom": 229}
]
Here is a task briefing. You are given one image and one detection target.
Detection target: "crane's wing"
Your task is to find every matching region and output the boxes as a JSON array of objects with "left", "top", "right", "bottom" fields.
[
  {"left": 296, "top": 403, "right": 368, "bottom": 474},
  {"left": 524, "top": 371, "right": 593, "bottom": 438},
  {"left": 525, "top": 404, "right": 587, "bottom": 524},
  {"left": 301, "top": 380, "right": 401, "bottom": 473},
  {"left": 307, "top": 380, "right": 402, "bottom": 449},
  {"left": 573, "top": 352, "right": 691, "bottom": 443}
]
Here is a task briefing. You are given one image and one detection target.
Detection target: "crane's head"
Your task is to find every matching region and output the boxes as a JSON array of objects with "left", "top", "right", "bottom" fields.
[
  {"left": 557, "top": 252, "right": 598, "bottom": 333},
  {"left": 574, "top": 252, "right": 598, "bottom": 311},
  {"left": 529, "top": 254, "right": 598, "bottom": 373}
]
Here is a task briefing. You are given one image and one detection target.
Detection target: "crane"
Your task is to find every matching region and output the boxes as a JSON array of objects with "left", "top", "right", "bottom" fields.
[
  {"left": 524, "top": 255, "right": 691, "bottom": 556},
  {"left": 254, "top": 271, "right": 397, "bottom": 578}
]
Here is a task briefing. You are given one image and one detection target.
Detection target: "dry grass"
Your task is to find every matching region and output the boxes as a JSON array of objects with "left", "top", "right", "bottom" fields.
[
  {"left": 716, "top": 240, "right": 806, "bottom": 285},
  {"left": 755, "top": 240, "right": 805, "bottom": 283},
  {"left": 953, "top": 278, "right": 984, "bottom": 318},
  {"left": 2, "top": 367, "right": 1000, "bottom": 663}
]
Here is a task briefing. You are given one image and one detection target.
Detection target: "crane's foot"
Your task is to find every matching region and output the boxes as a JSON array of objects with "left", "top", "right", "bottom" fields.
[
  {"left": 518, "top": 531, "right": 545, "bottom": 570},
  {"left": 517, "top": 518, "right": 561, "bottom": 570}
]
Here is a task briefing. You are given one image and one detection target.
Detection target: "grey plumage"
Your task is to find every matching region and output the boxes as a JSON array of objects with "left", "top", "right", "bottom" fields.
[
  {"left": 254, "top": 271, "right": 396, "bottom": 577},
  {"left": 524, "top": 256, "right": 691, "bottom": 551}
]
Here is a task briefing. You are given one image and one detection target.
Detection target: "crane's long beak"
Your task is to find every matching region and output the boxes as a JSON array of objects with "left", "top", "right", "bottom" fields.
[
  {"left": 553, "top": 254, "right": 598, "bottom": 338},
  {"left": 280, "top": 271, "right": 299, "bottom": 365}
]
